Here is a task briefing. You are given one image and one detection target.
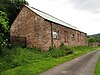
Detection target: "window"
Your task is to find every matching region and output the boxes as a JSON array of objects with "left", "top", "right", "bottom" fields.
[{"left": 53, "top": 31, "right": 58, "bottom": 39}]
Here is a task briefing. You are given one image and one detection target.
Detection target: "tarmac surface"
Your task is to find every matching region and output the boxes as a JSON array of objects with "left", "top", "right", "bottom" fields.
[{"left": 39, "top": 50, "right": 100, "bottom": 75}]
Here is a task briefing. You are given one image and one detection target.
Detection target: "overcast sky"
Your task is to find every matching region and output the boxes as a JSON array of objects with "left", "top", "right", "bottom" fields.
[{"left": 26, "top": 0, "right": 100, "bottom": 35}]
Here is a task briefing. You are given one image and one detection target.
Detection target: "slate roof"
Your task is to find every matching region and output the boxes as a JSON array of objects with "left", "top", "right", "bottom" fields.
[{"left": 25, "top": 5, "right": 81, "bottom": 31}]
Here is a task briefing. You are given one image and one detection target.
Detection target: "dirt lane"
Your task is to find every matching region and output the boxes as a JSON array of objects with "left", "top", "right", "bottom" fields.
[{"left": 39, "top": 50, "right": 100, "bottom": 75}]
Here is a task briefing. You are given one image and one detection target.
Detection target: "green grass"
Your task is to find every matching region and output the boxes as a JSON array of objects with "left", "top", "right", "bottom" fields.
[
  {"left": 0, "top": 46, "right": 100, "bottom": 75},
  {"left": 94, "top": 58, "right": 100, "bottom": 75}
]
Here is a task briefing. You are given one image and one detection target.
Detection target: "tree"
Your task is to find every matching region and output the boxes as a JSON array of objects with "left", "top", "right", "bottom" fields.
[
  {"left": 88, "top": 37, "right": 96, "bottom": 43},
  {"left": 0, "top": 11, "right": 9, "bottom": 53},
  {"left": 0, "top": 11, "right": 9, "bottom": 35},
  {"left": 0, "top": 0, "right": 29, "bottom": 25},
  {"left": 88, "top": 36, "right": 97, "bottom": 46}
]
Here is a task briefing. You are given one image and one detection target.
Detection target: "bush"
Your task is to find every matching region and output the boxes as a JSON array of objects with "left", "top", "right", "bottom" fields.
[
  {"left": 88, "top": 37, "right": 96, "bottom": 43},
  {"left": 48, "top": 48, "right": 66, "bottom": 58},
  {"left": 60, "top": 43, "right": 73, "bottom": 55},
  {"left": 0, "top": 34, "right": 9, "bottom": 56},
  {"left": 48, "top": 43, "right": 73, "bottom": 58}
]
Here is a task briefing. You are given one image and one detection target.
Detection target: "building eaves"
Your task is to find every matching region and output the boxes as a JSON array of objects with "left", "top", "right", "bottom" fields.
[{"left": 24, "top": 5, "right": 86, "bottom": 34}]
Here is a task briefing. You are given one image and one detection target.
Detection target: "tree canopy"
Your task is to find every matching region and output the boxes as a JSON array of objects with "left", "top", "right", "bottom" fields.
[
  {"left": 0, "top": 0, "right": 29, "bottom": 49},
  {"left": 88, "top": 37, "right": 96, "bottom": 43},
  {"left": 88, "top": 33, "right": 100, "bottom": 43},
  {"left": 0, "top": 11, "right": 9, "bottom": 35},
  {"left": 0, "top": 0, "right": 29, "bottom": 25},
  {"left": 0, "top": 11, "right": 9, "bottom": 50}
]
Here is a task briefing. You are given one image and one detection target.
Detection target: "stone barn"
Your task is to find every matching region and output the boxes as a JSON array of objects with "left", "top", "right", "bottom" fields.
[{"left": 10, "top": 5, "right": 87, "bottom": 50}]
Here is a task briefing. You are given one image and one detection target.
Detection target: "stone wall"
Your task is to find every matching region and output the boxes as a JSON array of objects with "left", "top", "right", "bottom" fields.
[
  {"left": 10, "top": 5, "right": 87, "bottom": 50},
  {"left": 10, "top": 6, "right": 51, "bottom": 50},
  {"left": 51, "top": 23, "right": 87, "bottom": 47},
  {"left": 88, "top": 42, "right": 99, "bottom": 47}
]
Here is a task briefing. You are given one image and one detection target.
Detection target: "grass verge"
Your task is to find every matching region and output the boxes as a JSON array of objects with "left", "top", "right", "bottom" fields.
[
  {"left": 94, "top": 58, "right": 100, "bottom": 75},
  {"left": 0, "top": 46, "right": 100, "bottom": 75}
]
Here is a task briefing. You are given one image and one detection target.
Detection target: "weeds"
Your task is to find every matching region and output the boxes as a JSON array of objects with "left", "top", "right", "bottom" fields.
[
  {"left": 0, "top": 44, "right": 100, "bottom": 75},
  {"left": 0, "top": 44, "right": 73, "bottom": 72}
]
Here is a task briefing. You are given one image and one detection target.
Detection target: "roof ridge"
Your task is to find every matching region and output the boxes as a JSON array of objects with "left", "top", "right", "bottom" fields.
[
  {"left": 24, "top": 5, "right": 79, "bottom": 31},
  {"left": 30, "top": 6, "right": 77, "bottom": 29}
]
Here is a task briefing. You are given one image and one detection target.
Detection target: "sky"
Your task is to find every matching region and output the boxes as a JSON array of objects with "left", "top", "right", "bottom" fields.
[{"left": 26, "top": 0, "right": 100, "bottom": 35}]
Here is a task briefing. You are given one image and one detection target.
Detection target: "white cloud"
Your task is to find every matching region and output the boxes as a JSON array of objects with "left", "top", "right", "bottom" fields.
[
  {"left": 70, "top": 0, "right": 100, "bottom": 13},
  {"left": 26, "top": 0, "right": 100, "bottom": 35}
]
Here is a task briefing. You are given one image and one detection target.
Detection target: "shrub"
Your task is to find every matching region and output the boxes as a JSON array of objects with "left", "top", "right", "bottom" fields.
[
  {"left": 48, "top": 48, "right": 66, "bottom": 58},
  {"left": 88, "top": 37, "right": 96, "bottom": 43},
  {"left": 0, "top": 34, "right": 9, "bottom": 56},
  {"left": 48, "top": 43, "right": 73, "bottom": 58},
  {"left": 60, "top": 43, "right": 73, "bottom": 55}
]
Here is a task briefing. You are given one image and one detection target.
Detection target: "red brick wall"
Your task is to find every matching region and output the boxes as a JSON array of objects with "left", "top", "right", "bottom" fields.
[{"left": 10, "top": 6, "right": 87, "bottom": 50}]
